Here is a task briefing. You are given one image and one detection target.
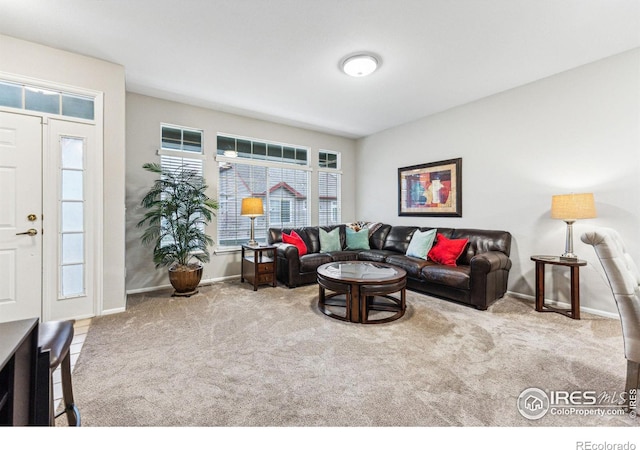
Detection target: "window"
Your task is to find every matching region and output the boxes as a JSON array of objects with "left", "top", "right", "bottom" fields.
[
  {"left": 217, "top": 134, "right": 308, "bottom": 165},
  {"left": 318, "top": 150, "right": 341, "bottom": 226},
  {"left": 217, "top": 134, "right": 310, "bottom": 247},
  {"left": 159, "top": 124, "right": 205, "bottom": 246},
  {"left": 269, "top": 199, "right": 292, "bottom": 225},
  {"left": 0, "top": 80, "right": 95, "bottom": 120},
  {"left": 59, "top": 136, "right": 86, "bottom": 298}
]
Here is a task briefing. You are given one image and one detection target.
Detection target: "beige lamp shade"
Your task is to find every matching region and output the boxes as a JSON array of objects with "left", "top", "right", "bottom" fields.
[
  {"left": 241, "top": 197, "right": 264, "bottom": 218},
  {"left": 551, "top": 193, "right": 597, "bottom": 220}
]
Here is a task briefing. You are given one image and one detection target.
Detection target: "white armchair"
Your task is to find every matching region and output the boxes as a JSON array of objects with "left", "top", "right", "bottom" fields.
[{"left": 581, "top": 228, "right": 640, "bottom": 409}]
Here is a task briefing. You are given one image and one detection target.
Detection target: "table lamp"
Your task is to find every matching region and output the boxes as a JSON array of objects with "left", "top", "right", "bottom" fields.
[
  {"left": 241, "top": 197, "right": 264, "bottom": 247},
  {"left": 551, "top": 193, "right": 596, "bottom": 259}
]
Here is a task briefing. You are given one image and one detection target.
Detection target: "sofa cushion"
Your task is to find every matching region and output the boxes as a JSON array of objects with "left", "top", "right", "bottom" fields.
[
  {"left": 428, "top": 233, "right": 469, "bottom": 266},
  {"left": 369, "top": 224, "right": 391, "bottom": 250},
  {"left": 385, "top": 254, "right": 431, "bottom": 278},
  {"left": 357, "top": 249, "right": 397, "bottom": 263},
  {"left": 299, "top": 253, "right": 333, "bottom": 272},
  {"left": 383, "top": 226, "right": 418, "bottom": 254},
  {"left": 329, "top": 250, "right": 361, "bottom": 262},
  {"left": 346, "top": 228, "right": 370, "bottom": 250},
  {"left": 303, "top": 227, "right": 321, "bottom": 254},
  {"left": 451, "top": 228, "right": 512, "bottom": 265},
  {"left": 282, "top": 230, "right": 308, "bottom": 256},
  {"left": 405, "top": 228, "right": 437, "bottom": 260},
  {"left": 421, "top": 263, "right": 471, "bottom": 290},
  {"left": 365, "top": 222, "right": 384, "bottom": 237},
  {"left": 320, "top": 227, "right": 342, "bottom": 252}
]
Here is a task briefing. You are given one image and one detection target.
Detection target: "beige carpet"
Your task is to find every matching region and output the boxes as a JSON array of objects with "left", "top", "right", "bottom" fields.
[{"left": 68, "top": 280, "right": 636, "bottom": 427}]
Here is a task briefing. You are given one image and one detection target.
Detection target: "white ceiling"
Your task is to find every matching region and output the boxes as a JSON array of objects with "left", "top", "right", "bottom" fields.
[{"left": 0, "top": 0, "right": 639, "bottom": 138}]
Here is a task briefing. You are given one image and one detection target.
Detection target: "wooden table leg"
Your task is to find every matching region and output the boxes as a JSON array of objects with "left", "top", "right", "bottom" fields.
[
  {"left": 535, "top": 261, "right": 545, "bottom": 312},
  {"left": 570, "top": 265, "right": 580, "bottom": 320},
  {"left": 350, "top": 285, "right": 361, "bottom": 323}
]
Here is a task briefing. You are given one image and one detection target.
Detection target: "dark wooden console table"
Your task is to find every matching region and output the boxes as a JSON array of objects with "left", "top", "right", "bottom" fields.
[
  {"left": 531, "top": 255, "right": 587, "bottom": 320},
  {"left": 0, "top": 318, "right": 49, "bottom": 425}
]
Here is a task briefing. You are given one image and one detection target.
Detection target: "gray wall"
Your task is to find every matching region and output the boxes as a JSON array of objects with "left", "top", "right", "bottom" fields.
[
  {"left": 355, "top": 48, "right": 640, "bottom": 316},
  {"left": 0, "top": 34, "right": 127, "bottom": 315},
  {"left": 126, "top": 93, "right": 357, "bottom": 292}
]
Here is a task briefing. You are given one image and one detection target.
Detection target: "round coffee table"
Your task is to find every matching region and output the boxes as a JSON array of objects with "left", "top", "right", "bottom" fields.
[{"left": 317, "top": 261, "right": 407, "bottom": 324}]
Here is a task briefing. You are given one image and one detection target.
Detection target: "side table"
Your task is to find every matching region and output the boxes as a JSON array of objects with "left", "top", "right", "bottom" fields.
[
  {"left": 531, "top": 255, "right": 587, "bottom": 320},
  {"left": 241, "top": 244, "right": 277, "bottom": 291}
]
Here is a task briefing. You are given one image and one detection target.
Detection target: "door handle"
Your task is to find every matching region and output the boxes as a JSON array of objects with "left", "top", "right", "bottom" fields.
[{"left": 16, "top": 228, "right": 38, "bottom": 236}]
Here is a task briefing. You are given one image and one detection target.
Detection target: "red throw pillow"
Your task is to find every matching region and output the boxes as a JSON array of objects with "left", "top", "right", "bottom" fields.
[
  {"left": 427, "top": 233, "right": 468, "bottom": 266},
  {"left": 282, "top": 231, "right": 308, "bottom": 256}
]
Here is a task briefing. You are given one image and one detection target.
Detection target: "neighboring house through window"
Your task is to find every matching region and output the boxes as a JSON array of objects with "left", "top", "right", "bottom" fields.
[{"left": 217, "top": 134, "right": 310, "bottom": 247}]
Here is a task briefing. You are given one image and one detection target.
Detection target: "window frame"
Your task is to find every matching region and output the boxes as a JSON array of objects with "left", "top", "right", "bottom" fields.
[
  {"left": 216, "top": 133, "right": 312, "bottom": 250},
  {"left": 0, "top": 79, "right": 96, "bottom": 121},
  {"left": 158, "top": 124, "right": 206, "bottom": 249},
  {"left": 318, "top": 149, "right": 342, "bottom": 226}
]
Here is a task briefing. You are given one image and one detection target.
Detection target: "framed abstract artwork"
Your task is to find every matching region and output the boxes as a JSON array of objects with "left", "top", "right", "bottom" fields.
[{"left": 398, "top": 158, "right": 462, "bottom": 217}]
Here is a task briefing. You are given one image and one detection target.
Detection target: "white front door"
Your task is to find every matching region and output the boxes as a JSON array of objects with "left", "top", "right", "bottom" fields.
[
  {"left": 0, "top": 111, "right": 43, "bottom": 322},
  {"left": 0, "top": 112, "right": 98, "bottom": 323}
]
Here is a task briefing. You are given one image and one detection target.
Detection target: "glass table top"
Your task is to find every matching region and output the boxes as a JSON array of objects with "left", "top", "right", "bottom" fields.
[{"left": 318, "top": 261, "right": 404, "bottom": 281}]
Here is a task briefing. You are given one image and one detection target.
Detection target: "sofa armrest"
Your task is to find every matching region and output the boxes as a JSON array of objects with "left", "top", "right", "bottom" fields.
[
  {"left": 469, "top": 251, "right": 511, "bottom": 274},
  {"left": 468, "top": 251, "right": 512, "bottom": 310},
  {"left": 276, "top": 242, "right": 300, "bottom": 260},
  {"left": 274, "top": 243, "right": 301, "bottom": 282}
]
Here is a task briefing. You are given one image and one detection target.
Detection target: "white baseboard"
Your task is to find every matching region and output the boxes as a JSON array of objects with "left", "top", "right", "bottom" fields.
[
  {"left": 126, "top": 275, "right": 241, "bottom": 295},
  {"left": 506, "top": 291, "right": 619, "bottom": 320},
  {"left": 125, "top": 283, "right": 619, "bottom": 319},
  {"left": 98, "top": 307, "right": 127, "bottom": 316}
]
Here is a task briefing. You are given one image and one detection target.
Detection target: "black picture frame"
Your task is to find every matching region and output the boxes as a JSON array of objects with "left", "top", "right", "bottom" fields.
[{"left": 398, "top": 158, "right": 462, "bottom": 217}]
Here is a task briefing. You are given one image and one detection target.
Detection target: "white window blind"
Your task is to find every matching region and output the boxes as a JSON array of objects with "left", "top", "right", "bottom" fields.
[
  {"left": 318, "top": 150, "right": 341, "bottom": 226},
  {"left": 159, "top": 125, "right": 205, "bottom": 247},
  {"left": 217, "top": 134, "right": 310, "bottom": 247}
]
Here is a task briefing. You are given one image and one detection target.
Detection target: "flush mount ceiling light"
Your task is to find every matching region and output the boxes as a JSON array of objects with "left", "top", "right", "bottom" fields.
[{"left": 341, "top": 54, "right": 379, "bottom": 77}]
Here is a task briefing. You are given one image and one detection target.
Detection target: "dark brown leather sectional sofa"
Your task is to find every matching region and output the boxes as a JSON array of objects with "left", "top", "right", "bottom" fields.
[{"left": 267, "top": 224, "right": 512, "bottom": 310}]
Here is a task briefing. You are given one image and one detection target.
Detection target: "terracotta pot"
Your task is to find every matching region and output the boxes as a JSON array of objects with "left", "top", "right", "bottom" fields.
[{"left": 168, "top": 264, "right": 203, "bottom": 297}]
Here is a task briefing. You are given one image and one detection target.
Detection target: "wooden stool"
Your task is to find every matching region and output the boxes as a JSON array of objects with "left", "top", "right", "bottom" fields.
[{"left": 38, "top": 321, "right": 81, "bottom": 426}]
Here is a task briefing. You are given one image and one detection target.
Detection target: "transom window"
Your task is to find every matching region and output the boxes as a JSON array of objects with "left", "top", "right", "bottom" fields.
[
  {"left": 0, "top": 80, "right": 95, "bottom": 120},
  {"left": 217, "top": 134, "right": 308, "bottom": 165},
  {"left": 319, "top": 151, "right": 338, "bottom": 169},
  {"left": 161, "top": 125, "right": 203, "bottom": 153}
]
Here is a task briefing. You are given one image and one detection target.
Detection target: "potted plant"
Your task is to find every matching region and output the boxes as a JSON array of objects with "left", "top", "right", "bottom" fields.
[{"left": 137, "top": 162, "right": 218, "bottom": 296}]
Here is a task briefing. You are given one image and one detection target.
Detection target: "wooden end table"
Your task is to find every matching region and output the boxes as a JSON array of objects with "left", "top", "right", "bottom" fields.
[
  {"left": 531, "top": 255, "right": 587, "bottom": 320},
  {"left": 241, "top": 244, "right": 277, "bottom": 291}
]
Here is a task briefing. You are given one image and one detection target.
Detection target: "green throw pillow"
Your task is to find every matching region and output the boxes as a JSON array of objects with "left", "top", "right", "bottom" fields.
[
  {"left": 319, "top": 228, "right": 342, "bottom": 252},
  {"left": 346, "top": 227, "right": 370, "bottom": 250},
  {"left": 406, "top": 228, "right": 437, "bottom": 260}
]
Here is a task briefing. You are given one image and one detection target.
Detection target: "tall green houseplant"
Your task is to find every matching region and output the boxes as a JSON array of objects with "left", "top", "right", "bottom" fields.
[{"left": 138, "top": 162, "right": 218, "bottom": 295}]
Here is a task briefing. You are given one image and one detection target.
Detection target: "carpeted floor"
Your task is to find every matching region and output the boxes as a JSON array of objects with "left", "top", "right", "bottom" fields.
[{"left": 68, "top": 280, "right": 637, "bottom": 426}]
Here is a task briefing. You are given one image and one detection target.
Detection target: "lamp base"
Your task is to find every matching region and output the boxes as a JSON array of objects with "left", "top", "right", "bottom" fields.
[
  {"left": 246, "top": 239, "right": 260, "bottom": 247},
  {"left": 561, "top": 220, "right": 578, "bottom": 261}
]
